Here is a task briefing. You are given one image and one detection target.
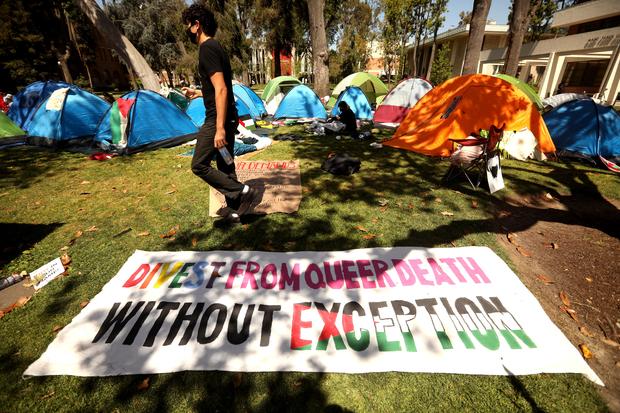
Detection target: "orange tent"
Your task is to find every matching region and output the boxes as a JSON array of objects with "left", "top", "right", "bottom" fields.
[{"left": 384, "top": 74, "right": 556, "bottom": 157}]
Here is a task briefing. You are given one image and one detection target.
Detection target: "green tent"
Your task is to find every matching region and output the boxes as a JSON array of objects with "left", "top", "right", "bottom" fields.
[
  {"left": 494, "top": 74, "right": 543, "bottom": 111},
  {"left": 0, "top": 111, "right": 25, "bottom": 138},
  {"left": 262, "top": 76, "right": 301, "bottom": 103},
  {"left": 329, "top": 72, "right": 389, "bottom": 107}
]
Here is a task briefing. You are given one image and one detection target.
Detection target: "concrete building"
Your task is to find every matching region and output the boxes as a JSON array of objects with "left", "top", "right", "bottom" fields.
[
  {"left": 408, "top": 22, "right": 509, "bottom": 78},
  {"left": 479, "top": 0, "right": 620, "bottom": 104}
]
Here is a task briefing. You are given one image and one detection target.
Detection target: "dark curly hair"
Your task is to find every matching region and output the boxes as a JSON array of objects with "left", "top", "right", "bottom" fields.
[{"left": 182, "top": 4, "right": 218, "bottom": 37}]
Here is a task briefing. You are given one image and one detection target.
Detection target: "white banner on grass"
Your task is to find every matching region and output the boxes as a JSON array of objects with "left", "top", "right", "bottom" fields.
[{"left": 25, "top": 247, "right": 602, "bottom": 384}]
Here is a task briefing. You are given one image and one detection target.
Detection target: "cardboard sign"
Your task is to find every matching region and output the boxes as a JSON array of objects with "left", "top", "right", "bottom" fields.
[
  {"left": 209, "top": 160, "right": 301, "bottom": 216},
  {"left": 25, "top": 247, "right": 602, "bottom": 385},
  {"left": 30, "top": 258, "right": 64, "bottom": 290}
]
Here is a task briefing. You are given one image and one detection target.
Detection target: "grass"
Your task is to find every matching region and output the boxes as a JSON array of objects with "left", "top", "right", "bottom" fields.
[{"left": 0, "top": 128, "right": 616, "bottom": 412}]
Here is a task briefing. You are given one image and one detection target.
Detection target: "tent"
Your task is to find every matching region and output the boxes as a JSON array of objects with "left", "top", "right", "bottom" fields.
[
  {"left": 330, "top": 86, "right": 373, "bottom": 120},
  {"left": 385, "top": 74, "right": 555, "bottom": 157},
  {"left": 26, "top": 86, "right": 110, "bottom": 147},
  {"left": 262, "top": 76, "right": 301, "bottom": 103},
  {"left": 543, "top": 99, "right": 620, "bottom": 163},
  {"left": 94, "top": 90, "right": 197, "bottom": 154},
  {"left": 0, "top": 111, "right": 25, "bottom": 138},
  {"left": 233, "top": 83, "right": 267, "bottom": 119},
  {"left": 542, "top": 93, "right": 590, "bottom": 109},
  {"left": 373, "top": 78, "right": 433, "bottom": 126},
  {"left": 329, "top": 72, "right": 388, "bottom": 107},
  {"left": 273, "top": 85, "right": 327, "bottom": 119},
  {"left": 494, "top": 74, "right": 543, "bottom": 110},
  {"left": 186, "top": 98, "right": 206, "bottom": 127},
  {"left": 8, "top": 80, "right": 71, "bottom": 130}
]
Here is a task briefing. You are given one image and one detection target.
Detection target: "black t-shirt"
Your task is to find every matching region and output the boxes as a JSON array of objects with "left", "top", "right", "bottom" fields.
[{"left": 198, "top": 38, "right": 237, "bottom": 124}]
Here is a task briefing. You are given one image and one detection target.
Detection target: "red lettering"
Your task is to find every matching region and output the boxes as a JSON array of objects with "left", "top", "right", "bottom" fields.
[
  {"left": 356, "top": 260, "right": 376, "bottom": 288},
  {"left": 123, "top": 263, "right": 150, "bottom": 288},
  {"left": 225, "top": 261, "right": 246, "bottom": 288},
  {"left": 291, "top": 303, "right": 312, "bottom": 349},
  {"left": 241, "top": 261, "right": 260, "bottom": 289},
  {"left": 408, "top": 259, "right": 434, "bottom": 285}
]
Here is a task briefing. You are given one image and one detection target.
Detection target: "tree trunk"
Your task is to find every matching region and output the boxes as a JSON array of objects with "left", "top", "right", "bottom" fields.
[
  {"left": 503, "top": 0, "right": 541, "bottom": 76},
  {"left": 58, "top": 45, "right": 73, "bottom": 83},
  {"left": 273, "top": 46, "right": 281, "bottom": 77},
  {"left": 307, "top": 0, "right": 330, "bottom": 98},
  {"left": 426, "top": 28, "right": 439, "bottom": 79},
  {"left": 462, "top": 0, "right": 491, "bottom": 75},
  {"left": 73, "top": 0, "right": 160, "bottom": 91}
]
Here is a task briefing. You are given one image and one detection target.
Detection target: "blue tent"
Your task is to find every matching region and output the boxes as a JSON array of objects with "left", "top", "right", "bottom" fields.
[
  {"left": 186, "top": 95, "right": 251, "bottom": 127},
  {"left": 186, "top": 98, "right": 206, "bottom": 127},
  {"left": 27, "top": 86, "right": 109, "bottom": 146},
  {"left": 95, "top": 90, "right": 197, "bottom": 154},
  {"left": 543, "top": 99, "right": 620, "bottom": 162},
  {"left": 274, "top": 85, "right": 327, "bottom": 119},
  {"left": 233, "top": 84, "right": 266, "bottom": 119},
  {"left": 331, "top": 86, "right": 373, "bottom": 120},
  {"left": 8, "top": 80, "right": 71, "bottom": 130}
]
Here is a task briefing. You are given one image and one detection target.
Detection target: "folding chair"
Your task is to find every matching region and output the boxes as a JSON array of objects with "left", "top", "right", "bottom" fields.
[{"left": 442, "top": 124, "right": 505, "bottom": 189}]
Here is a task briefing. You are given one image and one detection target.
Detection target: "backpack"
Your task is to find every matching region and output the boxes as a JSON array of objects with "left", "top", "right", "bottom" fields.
[{"left": 321, "top": 153, "right": 361, "bottom": 176}]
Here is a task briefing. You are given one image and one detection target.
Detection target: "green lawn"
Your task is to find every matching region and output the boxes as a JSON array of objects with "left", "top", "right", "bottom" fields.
[{"left": 0, "top": 129, "right": 615, "bottom": 412}]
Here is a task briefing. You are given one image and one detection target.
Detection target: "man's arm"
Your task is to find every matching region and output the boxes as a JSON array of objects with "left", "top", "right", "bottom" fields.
[{"left": 210, "top": 72, "right": 228, "bottom": 148}]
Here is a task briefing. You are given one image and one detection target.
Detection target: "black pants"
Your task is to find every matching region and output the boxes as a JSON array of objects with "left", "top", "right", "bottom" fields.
[{"left": 191, "top": 119, "right": 244, "bottom": 210}]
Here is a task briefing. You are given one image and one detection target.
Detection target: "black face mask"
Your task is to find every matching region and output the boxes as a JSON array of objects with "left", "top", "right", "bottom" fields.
[{"left": 186, "top": 26, "right": 198, "bottom": 44}]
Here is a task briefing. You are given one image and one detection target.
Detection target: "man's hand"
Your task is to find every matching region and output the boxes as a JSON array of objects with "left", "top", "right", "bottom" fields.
[
  {"left": 214, "top": 129, "right": 227, "bottom": 148},
  {"left": 181, "top": 87, "right": 202, "bottom": 99}
]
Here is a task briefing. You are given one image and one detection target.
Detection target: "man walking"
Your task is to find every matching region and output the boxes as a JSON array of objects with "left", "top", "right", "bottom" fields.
[{"left": 181, "top": 4, "right": 258, "bottom": 224}]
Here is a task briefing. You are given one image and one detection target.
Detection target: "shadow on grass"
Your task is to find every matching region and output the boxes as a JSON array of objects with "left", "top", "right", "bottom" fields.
[{"left": 0, "top": 222, "right": 64, "bottom": 270}]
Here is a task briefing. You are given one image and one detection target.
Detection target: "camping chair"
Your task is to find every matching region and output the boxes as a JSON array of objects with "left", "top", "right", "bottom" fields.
[{"left": 442, "top": 124, "right": 505, "bottom": 189}]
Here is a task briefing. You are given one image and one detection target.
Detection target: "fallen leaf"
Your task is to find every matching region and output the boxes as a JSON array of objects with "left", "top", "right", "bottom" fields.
[
  {"left": 559, "top": 291, "right": 571, "bottom": 307},
  {"left": 137, "top": 377, "right": 150, "bottom": 391},
  {"left": 585, "top": 276, "right": 593, "bottom": 283},
  {"left": 165, "top": 189, "right": 177, "bottom": 195},
  {"left": 616, "top": 361, "right": 620, "bottom": 368},
  {"left": 137, "top": 231, "right": 150, "bottom": 237},
  {"left": 61, "top": 253, "right": 72, "bottom": 266},
  {"left": 0, "top": 310, "right": 4, "bottom": 320},
  {"left": 80, "top": 180, "right": 91, "bottom": 185},
  {"left": 85, "top": 226, "right": 98, "bottom": 232},
  {"left": 242, "top": 224, "right": 249, "bottom": 231},
  {"left": 552, "top": 242, "right": 559, "bottom": 249},
  {"left": 79, "top": 300, "right": 89, "bottom": 309},
  {"left": 407, "top": 203, "right": 414, "bottom": 209},
  {"left": 191, "top": 237, "right": 198, "bottom": 247},
  {"left": 559, "top": 305, "right": 579, "bottom": 322},
  {"left": 516, "top": 246, "right": 531, "bottom": 257},
  {"left": 113, "top": 227, "right": 132, "bottom": 237},
  {"left": 579, "top": 326, "right": 595, "bottom": 338},
  {"left": 354, "top": 225, "right": 369, "bottom": 232},
  {"left": 434, "top": 197, "right": 442, "bottom": 203},
  {"left": 535, "top": 274, "right": 554, "bottom": 285},
  {"left": 579, "top": 344, "right": 593, "bottom": 359},
  {"left": 379, "top": 206, "right": 388, "bottom": 213},
  {"left": 161, "top": 207, "right": 171, "bottom": 211},
  {"left": 362, "top": 234, "right": 377, "bottom": 240},
  {"left": 471, "top": 200, "right": 479, "bottom": 209},
  {"left": 52, "top": 325, "right": 63, "bottom": 334},
  {"left": 450, "top": 241, "right": 457, "bottom": 247},
  {"left": 14, "top": 296, "right": 31, "bottom": 308},
  {"left": 544, "top": 192, "right": 554, "bottom": 201},
  {"left": 60, "top": 246, "right": 69, "bottom": 251},
  {"left": 160, "top": 226, "right": 179, "bottom": 239},
  {"left": 40, "top": 390, "right": 55, "bottom": 400},
  {"left": 74, "top": 230, "right": 83, "bottom": 239},
  {"left": 371, "top": 217, "right": 379, "bottom": 223},
  {"left": 122, "top": 189, "right": 128, "bottom": 194},
  {"left": 440, "top": 211, "right": 454, "bottom": 216},
  {"left": 601, "top": 338, "right": 620, "bottom": 348},
  {"left": 497, "top": 210, "right": 512, "bottom": 218},
  {"left": 507, "top": 233, "right": 518, "bottom": 244},
  {"left": 378, "top": 199, "right": 389, "bottom": 207}
]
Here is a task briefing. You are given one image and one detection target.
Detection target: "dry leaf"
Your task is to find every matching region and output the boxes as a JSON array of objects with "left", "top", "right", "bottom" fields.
[
  {"left": 535, "top": 274, "right": 554, "bottom": 285},
  {"left": 585, "top": 276, "right": 593, "bottom": 283},
  {"left": 471, "top": 200, "right": 479, "bottom": 209},
  {"left": 579, "top": 344, "right": 593, "bottom": 359},
  {"left": 552, "top": 242, "right": 559, "bottom": 249},
  {"left": 160, "top": 226, "right": 179, "bottom": 239},
  {"left": 450, "top": 241, "right": 457, "bottom": 247},
  {"left": 74, "top": 230, "right": 83, "bottom": 239},
  {"left": 137, "top": 377, "right": 150, "bottom": 391},
  {"left": 379, "top": 206, "right": 388, "bottom": 212},
  {"left": 80, "top": 180, "right": 90, "bottom": 185},
  {"left": 559, "top": 291, "right": 571, "bottom": 307},
  {"left": 559, "top": 305, "right": 578, "bottom": 322},
  {"left": 79, "top": 300, "right": 89, "bottom": 309},
  {"left": 378, "top": 199, "right": 389, "bottom": 207},
  {"left": 52, "top": 325, "right": 63, "bottom": 334},
  {"left": 122, "top": 189, "right": 128, "bottom": 194},
  {"left": 242, "top": 224, "right": 249, "bottom": 231},
  {"left": 362, "top": 234, "right": 377, "bottom": 240},
  {"left": 407, "top": 203, "right": 414, "bottom": 209},
  {"left": 354, "top": 225, "right": 368, "bottom": 232},
  {"left": 497, "top": 210, "right": 512, "bottom": 218},
  {"left": 601, "top": 338, "right": 620, "bottom": 348},
  {"left": 85, "top": 226, "right": 98, "bottom": 232},
  {"left": 371, "top": 217, "right": 379, "bottom": 223},
  {"left": 40, "top": 390, "right": 55, "bottom": 400},
  {"left": 0, "top": 310, "right": 4, "bottom": 320},
  {"left": 507, "top": 233, "right": 518, "bottom": 244},
  {"left": 165, "top": 189, "right": 177, "bottom": 195},
  {"left": 516, "top": 246, "right": 531, "bottom": 257},
  {"left": 191, "top": 237, "right": 198, "bottom": 247},
  {"left": 440, "top": 211, "right": 454, "bottom": 216},
  {"left": 14, "top": 296, "right": 31, "bottom": 308},
  {"left": 114, "top": 227, "right": 132, "bottom": 237},
  {"left": 579, "top": 326, "right": 595, "bottom": 338},
  {"left": 137, "top": 231, "right": 150, "bottom": 237},
  {"left": 61, "top": 253, "right": 72, "bottom": 266},
  {"left": 434, "top": 197, "right": 442, "bottom": 203}
]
